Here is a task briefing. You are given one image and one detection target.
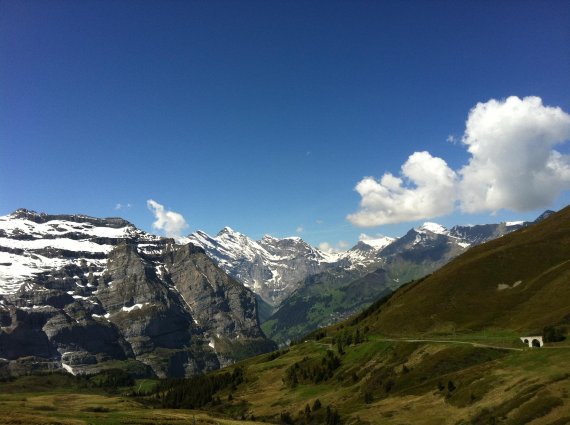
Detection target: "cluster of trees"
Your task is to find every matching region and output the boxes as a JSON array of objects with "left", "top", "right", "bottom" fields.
[
  {"left": 279, "top": 399, "right": 341, "bottom": 424},
  {"left": 264, "top": 348, "right": 289, "bottom": 362},
  {"left": 311, "top": 330, "right": 327, "bottom": 341},
  {"left": 333, "top": 327, "right": 365, "bottom": 354},
  {"left": 92, "top": 368, "right": 135, "bottom": 389},
  {"left": 153, "top": 367, "right": 244, "bottom": 409},
  {"left": 284, "top": 351, "right": 341, "bottom": 387},
  {"left": 543, "top": 325, "right": 566, "bottom": 342}
]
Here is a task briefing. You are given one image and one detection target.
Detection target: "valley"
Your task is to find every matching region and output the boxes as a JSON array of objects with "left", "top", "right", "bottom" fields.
[{"left": 0, "top": 206, "right": 568, "bottom": 424}]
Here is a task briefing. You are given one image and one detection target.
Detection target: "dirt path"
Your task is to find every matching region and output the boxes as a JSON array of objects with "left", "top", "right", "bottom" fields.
[{"left": 377, "top": 338, "right": 524, "bottom": 351}]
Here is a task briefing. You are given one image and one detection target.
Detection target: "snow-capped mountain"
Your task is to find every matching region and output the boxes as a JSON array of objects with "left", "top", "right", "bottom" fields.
[
  {"left": 449, "top": 221, "right": 527, "bottom": 246},
  {"left": 377, "top": 222, "right": 471, "bottom": 274},
  {"left": 339, "top": 236, "right": 397, "bottom": 269},
  {"left": 380, "top": 219, "right": 530, "bottom": 267},
  {"left": 184, "top": 217, "right": 535, "bottom": 307},
  {"left": 0, "top": 209, "right": 274, "bottom": 377},
  {"left": 0, "top": 208, "right": 163, "bottom": 294},
  {"left": 185, "top": 227, "right": 339, "bottom": 305}
]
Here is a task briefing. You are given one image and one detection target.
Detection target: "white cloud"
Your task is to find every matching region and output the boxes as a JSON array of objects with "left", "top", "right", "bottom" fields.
[
  {"left": 146, "top": 200, "right": 188, "bottom": 238},
  {"left": 315, "top": 219, "right": 324, "bottom": 225},
  {"left": 114, "top": 203, "right": 131, "bottom": 210},
  {"left": 319, "top": 242, "right": 333, "bottom": 252},
  {"left": 296, "top": 226, "right": 304, "bottom": 234},
  {"left": 359, "top": 233, "right": 380, "bottom": 242},
  {"left": 446, "top": 134, "right": 458, "bottom": 144},
  {"left": 348, "top": 96, "right": 570, "bottom": 226},
  {"left": 319, "top": 241, "right": 349, "bottom": 253},
  {"left": 347, "top": 151, "right": 457, "bottom": 226},
  {"left": 459, "top": 96, "right": 570, "bottom": 213}
]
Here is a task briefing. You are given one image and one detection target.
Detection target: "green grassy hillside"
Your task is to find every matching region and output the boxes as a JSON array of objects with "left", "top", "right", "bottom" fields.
[{"left": 358, "top": 205, "right": 570, "bottom": 337}]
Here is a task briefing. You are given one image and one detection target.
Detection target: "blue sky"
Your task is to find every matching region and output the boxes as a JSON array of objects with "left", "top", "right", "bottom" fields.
[{"left": 2, "top": 0, "right": 570, "bottom": 249}]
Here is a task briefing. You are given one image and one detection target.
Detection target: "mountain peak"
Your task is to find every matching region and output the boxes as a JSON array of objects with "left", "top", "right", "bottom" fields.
[
  {"left": 10, "top": 208, "right": 43, "bottom": 220},
  {"left": 282, "top": 236, "right": 303, "bottom": 242},
  {"left": 534, "top": 210, "right": 556, "bottom": 223},
  {"left": 415, "top": 222, "right": 448, "bottom": 235},
  {"left": 4, "top": 209, "right": 134, "bottom": 229},
  {"left": 358, "top": 235, "right": 396, "bottom": 250},
  {"left": 217, "top": 226, "right": 240, "bottom": 237}
]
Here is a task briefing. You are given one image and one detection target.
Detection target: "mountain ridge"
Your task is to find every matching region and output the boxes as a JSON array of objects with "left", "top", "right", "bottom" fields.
[{"left": 0, "top": 209, "right": 275, "bottom": 378}]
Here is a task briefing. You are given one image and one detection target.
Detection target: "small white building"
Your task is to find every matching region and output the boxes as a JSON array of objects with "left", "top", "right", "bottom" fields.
[{"left": 520, "top": 336, "right": 543, "bottom": 348}]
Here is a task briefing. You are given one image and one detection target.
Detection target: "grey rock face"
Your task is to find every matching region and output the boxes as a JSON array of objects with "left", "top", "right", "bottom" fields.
[
  {"left": 0, "top": 210, "right": 275, "bottom": 378},
  {"left": 449, "top": 222, "right": 527, "bottom": 245}
]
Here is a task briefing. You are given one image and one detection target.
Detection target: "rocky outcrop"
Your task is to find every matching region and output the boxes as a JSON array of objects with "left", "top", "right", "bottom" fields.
[{"left": 0, "top": 210, "right": 275, "bottom": 378}]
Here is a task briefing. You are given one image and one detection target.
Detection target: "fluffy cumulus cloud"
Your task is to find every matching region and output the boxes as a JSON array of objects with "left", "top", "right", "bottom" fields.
[
  {"left": 347, "top": 151, "right": 457, "bottom": 226},
  {"left": 348, "top": 96, "right": 570, "bottom": 227},
  {"left": 359, "top": 233, "right": 381, "bottom": 242},
  {"left": 319, "top": 241, "right": 349, "bottom": 253},
  {"left": 459, "top": 96, "right": 570, "bottom": 213},
  {"left": 319, "top": 242, "right": 334, "bottom": 252},
  {"left": 147, "top": 200, "right": 188, "bottom": 238}
]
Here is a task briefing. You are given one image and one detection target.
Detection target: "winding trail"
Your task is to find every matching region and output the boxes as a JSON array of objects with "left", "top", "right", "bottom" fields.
[{"left": 376, "top": 338, "right": 524, "bottom": 351}]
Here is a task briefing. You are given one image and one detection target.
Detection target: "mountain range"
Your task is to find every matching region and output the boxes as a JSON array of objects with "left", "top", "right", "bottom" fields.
[
  {"left": 68, "top": 205, "right": 567, "bottom": 425},
  {"left": 0, "top": 208, "right": 551, "bottom": 375},
  {"left": 185, "top": 216, "right": 540, "bottom": 343}
]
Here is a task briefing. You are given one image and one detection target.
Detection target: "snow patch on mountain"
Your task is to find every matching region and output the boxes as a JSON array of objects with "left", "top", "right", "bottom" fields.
[
  {"left": 358, "top": 235, "right": 396, "bottom": 250},
  {"left": 416, "top": 222, "right": 449, "bottom": 235},
  {"left": 0, "top": 209, "right": 162, "bottom": 294},
  {"left": 186, "top": 227, "right": 340, "bottom": 305}
]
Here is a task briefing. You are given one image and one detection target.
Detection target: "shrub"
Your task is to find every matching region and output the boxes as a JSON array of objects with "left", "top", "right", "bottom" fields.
[
  {"left": 544, "top": 326, "right": 566, "bottom": 342},
  {"left": 280, "top": 411, "right": 294, "bottom": 424}
]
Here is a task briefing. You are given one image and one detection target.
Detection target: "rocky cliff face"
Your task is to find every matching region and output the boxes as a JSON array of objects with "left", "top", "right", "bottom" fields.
[{"left": 0, "top": 210, "right": 274, "bottom": 378}]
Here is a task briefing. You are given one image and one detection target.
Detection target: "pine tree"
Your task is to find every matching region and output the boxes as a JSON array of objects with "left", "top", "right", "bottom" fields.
[{"left": 305, "top": 403, "right": 311, "bottom": 418}]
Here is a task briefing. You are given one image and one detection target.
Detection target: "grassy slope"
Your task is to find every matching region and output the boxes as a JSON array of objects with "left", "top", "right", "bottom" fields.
[
  {"left": 362, "top": 205, "right": 570, "bottom": 336},
  {"left": 2, "top": 337, "right": 569, "bottom": 424},
  {"left": 225, "top": 338, "right": 570, "bottom": 425},
  {"left": 0, "top": 374, "right": 271, "bottom": 425}
]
